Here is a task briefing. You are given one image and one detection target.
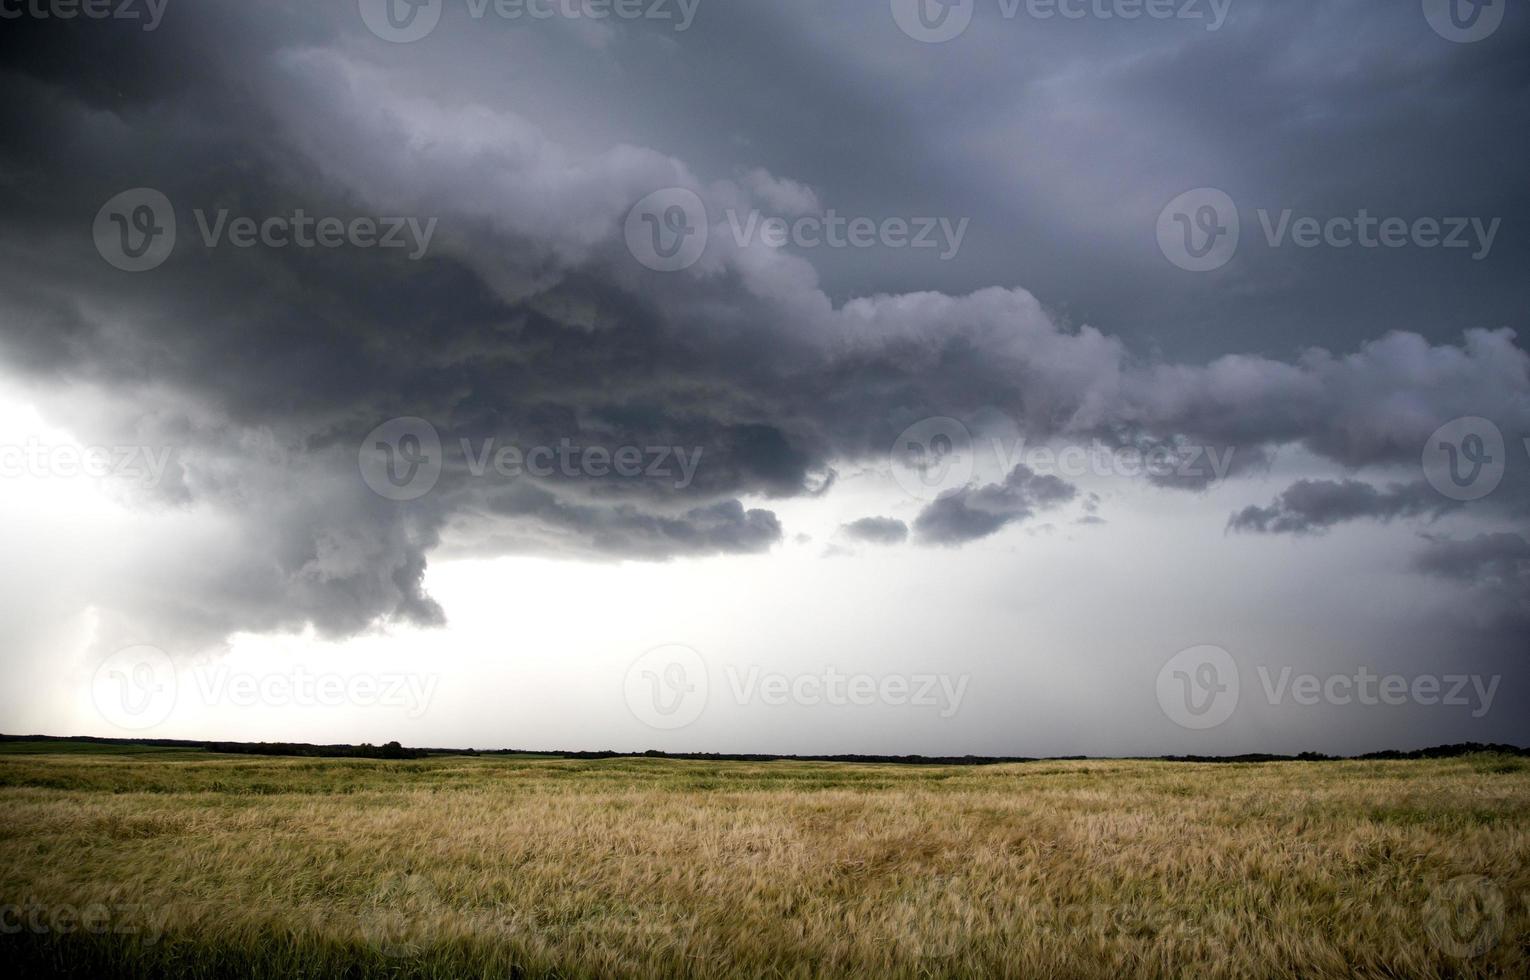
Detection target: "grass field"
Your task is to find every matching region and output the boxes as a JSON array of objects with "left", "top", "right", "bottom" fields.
[{"left": 1, "top": 744, "right": 1526, "bottom": 978}]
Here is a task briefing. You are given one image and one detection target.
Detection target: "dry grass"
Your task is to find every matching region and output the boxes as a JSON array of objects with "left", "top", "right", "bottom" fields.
[{"left": 1, "top": 748, "right": 1526, "bottom": 978}]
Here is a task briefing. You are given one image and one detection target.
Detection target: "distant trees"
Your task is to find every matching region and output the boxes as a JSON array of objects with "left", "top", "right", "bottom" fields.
[{"left": 207, "top": 740, "right": 428, "bottom": 760}]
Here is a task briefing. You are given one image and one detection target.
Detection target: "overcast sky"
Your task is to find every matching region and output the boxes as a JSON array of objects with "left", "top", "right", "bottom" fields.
[{"left": 1, "top": 0, "right": 1526, "bottom": 756}]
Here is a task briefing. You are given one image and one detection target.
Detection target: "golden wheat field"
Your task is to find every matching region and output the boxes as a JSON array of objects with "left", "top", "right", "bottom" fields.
[{"left": 0, "top": 743, "right": 1526, "bottom": 979}]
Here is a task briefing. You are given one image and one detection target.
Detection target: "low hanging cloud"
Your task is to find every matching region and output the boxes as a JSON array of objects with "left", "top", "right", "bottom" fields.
[
  {"left": 1415, "top": 532, "right": 1530, "bottom": 584},
  {"left": 1228, "top": 480, "right": 1455, "bottom": 536},
  {"left": 914, "top": 466, "right": 1078, "bottom": 547},
  {"left": 1414, "top": 532, "right": 1530, "bottom": 633},
  {"left": 470, "top": 487, "right": 783, "bottom": 561},
  {"left": 841, "top": 517, "right": 910, "bottom": 546},
  {"left": 0, "top": 2, "right": 1528, "bottom": 659}
]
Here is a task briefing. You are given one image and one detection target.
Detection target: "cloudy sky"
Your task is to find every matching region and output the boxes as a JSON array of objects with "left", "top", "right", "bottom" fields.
[{"left": 1, "top": 0, "right": 1526, "bottom": 756}]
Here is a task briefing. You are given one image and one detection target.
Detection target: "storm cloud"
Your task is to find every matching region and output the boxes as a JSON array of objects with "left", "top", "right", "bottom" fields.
[
  {"left": 1228, "top": 480, "right": 1453, "bottom": 535},
  {"left": 915, "top": 466, "right": 1079, "bottom": 546},
  {"left": 841, "top": 517, "right": 910, "bottom": 546},
  {"left": 0, "top": 0, "right": 1527, "bottom": 681}
]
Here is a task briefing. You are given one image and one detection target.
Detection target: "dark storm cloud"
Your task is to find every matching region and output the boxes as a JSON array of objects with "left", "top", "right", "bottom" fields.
[
  {"left": 478, "top": 485, "right": 782, "bottom": 560},
  {"left": 841, "top": 517, "right": 909, "bottom": 546},
  {"left": 1228, "top": 480, "right": 1452, "bottom": 535},
  {"left": 178, "top": 0, "right": 1526, "bottom": 356},
  {"left": 1415, "top": 532, "right": 1530, "bottom": 584},
  {"left": 1, "top": 1, "right": 1528, "bottom": 654},
  {"left": 1123, "top": 330, "right": 1530, "bottom": 474},
  {"left": 915, "top": 466, "right": 1077, "bottom": 546},
  {"left": 1414, "top": 532, "right": 1530, "bottom": 635},
  {"left": 636, "top": 1, "right": 1530, "bottom": 358},
  {"left": 1140, "top": 442, "right": 1269, "bottom": 492}
]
